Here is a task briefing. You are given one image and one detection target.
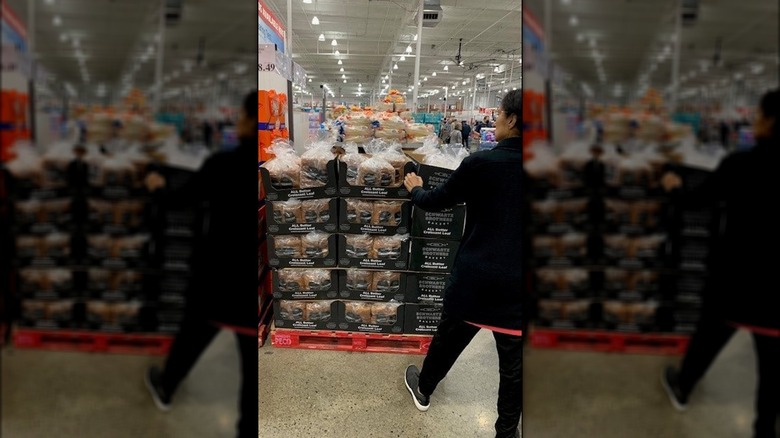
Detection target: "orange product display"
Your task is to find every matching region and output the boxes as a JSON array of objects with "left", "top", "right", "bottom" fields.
[
  {"left": 259, "top": 90, "right": 289, "bottom": 162},
  {"left": 1, "top": 90, "right": 31, "bottom": 162}
]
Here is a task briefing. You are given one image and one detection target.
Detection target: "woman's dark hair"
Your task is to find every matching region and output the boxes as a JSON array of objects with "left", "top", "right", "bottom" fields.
[
  {"left": 500, "top": 89, "right": 522, "bottom": 131},
  {"left": 759, "top": 88, "right": 780, "bottom": 139},
  {"left": 244, "top": 90, "right": 258, "bottom": 120}
]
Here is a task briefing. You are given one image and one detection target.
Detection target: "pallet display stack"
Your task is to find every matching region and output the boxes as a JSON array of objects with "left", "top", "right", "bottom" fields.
[
  {"left": 5, "top": 138, "right": 175, "bottom": 354},
  {"left": 261, "top": 138, "right": 466, "bottom": 354},
  {"left": 526, "top": 137, "right": 717, "bottom": 354}
]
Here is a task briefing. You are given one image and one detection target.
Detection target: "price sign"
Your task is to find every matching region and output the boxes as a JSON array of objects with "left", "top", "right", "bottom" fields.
[
  {"left": 259, "top": 43, "right": 276, "bottom": 73},
  {"left": 259, "top": 63, "right": 276, "bottom": 72}
]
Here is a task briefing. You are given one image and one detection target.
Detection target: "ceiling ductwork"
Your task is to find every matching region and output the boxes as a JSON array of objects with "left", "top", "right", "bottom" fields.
[{"left": 415, "top": 0, "right": 443, "bottom": 28}]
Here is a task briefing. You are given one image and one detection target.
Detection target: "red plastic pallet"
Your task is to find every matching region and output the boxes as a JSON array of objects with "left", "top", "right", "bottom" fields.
[
  {"left": 271, "top": 329, "right": 433, "bottom": 355},
  {"left": 12, "top": 329, "right": 173, "bottom": 356},
  {"left": 530, "top": 328, "right": 690, "bottom": 355},
  {"left": 258, "top": 299, "right": 273, "bottom": 347}
]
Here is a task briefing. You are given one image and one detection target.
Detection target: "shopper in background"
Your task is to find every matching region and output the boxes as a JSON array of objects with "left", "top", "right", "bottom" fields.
[
  {"left": 660, "top": 89, "right": 780, "bottom": 438},
  {"left": 402, "top": 89, "right": 524, "bottom": 438},
  {"left": 143, "top": 91, "right": 258, "bottom": 438},
  {"left": 449, "top": 121, "right": 463, "bottom": 145},
  {"left": 440, "top": 117, "right": 451, "bottom": 143},
  {"left": 461, "top": 120, "right": 472, "bottom": 150},
  {"left": 203, "top": 120, "right": 214, "bottom": 149}
]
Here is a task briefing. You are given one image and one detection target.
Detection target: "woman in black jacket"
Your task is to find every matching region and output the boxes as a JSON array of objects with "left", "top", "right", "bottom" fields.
[
  {"left": 402, "top": 89, "right": 524, "bottom": 438},
  {"left": 143, "top": 91, "right": 259, "bottom": 438},
  {"left": 661, "top": 89, "right": 780, "bottom": 438}
]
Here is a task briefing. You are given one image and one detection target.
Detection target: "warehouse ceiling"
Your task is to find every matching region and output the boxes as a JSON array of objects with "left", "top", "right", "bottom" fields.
[
  {"left": 264, "top": 0, "right": 522, "bottom": 101},
  {"left": 5, "top": 0, "right": 258, "bottom": 102},
  {"left": 525, "top": 0, "right": 779, "bottom": 103}
]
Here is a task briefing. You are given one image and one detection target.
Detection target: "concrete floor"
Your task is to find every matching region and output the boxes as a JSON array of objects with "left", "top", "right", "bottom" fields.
[
  {"left": 260, "top": 329, "right": 759, "bottom": 438},
  {"left": 1, "top": 331, "right": 243, "bottom": 438}
]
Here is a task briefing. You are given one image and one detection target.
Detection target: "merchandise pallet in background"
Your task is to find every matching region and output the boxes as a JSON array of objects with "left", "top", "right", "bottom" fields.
[{"left": 527, "top": 146, "right": 721, "bottom": 352}]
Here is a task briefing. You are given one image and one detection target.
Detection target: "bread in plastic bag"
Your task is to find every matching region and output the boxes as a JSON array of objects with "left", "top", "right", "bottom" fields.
[
  {"left": 371, "top": 234, "right": 407, "bottom": 259},
  {"left": 372, "top": 271, "right": 401, "bottom": 293},
  {"left": 300, "top": 141, "right": 335, "bottom": 188},
  {"left": 277, "top": 269, "right": 306, "bottom": 291},
  {"left": 371, "top": 302, "right": 400, "bottom": 325},
  {"left": 279, "top": 300, "right": 306, "bottom": 320},
  {"left": 340, "top": 142, "right": 368, "bottom": 185},
  {"left": 261, "top": 140, "right": 302, "bottom": 189},
  {"left": 346, "top": 269, "right": 373, "bottom": 291},
  {"left": 372, "top": 200, "right": 404, "bottom": 226},
  {"left": 357, "top": 155, "right": 394, "bottom": 187},
  {"left": 306, "top": 300, "right": 333, "bottom": 321},
  {"left": 345, "top": 234, "right": 372, "bottom": 258},
  {"left": 345, "top": 199, "right": 374, "bottom": 224},
  {"left": 301, "top": 199, "right": 331, "bottom": 223},
  {"left": 272, "top": 200, "right": 303, "bottom": 224},
  {"left": 301, "top": 231, "right": 330, "bottom": 258},
  {"left": 343, "top": 301, "right": 372, "bottom": 323},
  {"left": 303, "top": 269, "right": 332, "bottom": 291},
  {"left": 274, "top": 235, "right": 303, "bottom": 258}
]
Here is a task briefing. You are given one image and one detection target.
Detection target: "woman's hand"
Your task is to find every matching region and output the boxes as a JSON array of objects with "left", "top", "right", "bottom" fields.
[
  {"left": 404, "top": 172, "right": 424, "bottom": 192},
  {"left": 144, "top": 172, "right": 167, "bottom": 192},
  {"left": 661, "top": 172, "right": 682, "bottom": 192}
]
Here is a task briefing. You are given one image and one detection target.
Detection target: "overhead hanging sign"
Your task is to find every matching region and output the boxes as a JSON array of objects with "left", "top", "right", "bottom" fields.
[
  {"left": 1, "top": 0, "right": 28, "bottom": 53},
  {"left": 258, "top": 0, "right": 286, "bottom": 54},
  {"left": 522, "top": 8, "right": 548, "bottom": 79}
]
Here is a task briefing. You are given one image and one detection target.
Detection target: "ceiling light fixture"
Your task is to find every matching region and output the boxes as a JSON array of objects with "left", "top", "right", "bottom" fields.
[
  {"left": 60, "top": 34, "right": 68, "bottom": 42},
  {"left": 338, "top": 59, "right": 343, "bottom": 65},
  {"left": 309, "top": 78, "right": 312, "bottom": 82},
  {"left": 424, "top": 77, "right": 428, "bottom": 81},
  {"left": 331, "top": 39, "right": 338, "bottom": 46},
  {"left": 406, "top": 45, "right": 413, "bottom": 53},
  {"left": 443, "top": 65, "right": 448, "bottom": 71},
  {"left": 400, "top": 55, "right": 406, "bottom": 61},
  {"left": 319, "top": 34, "right": 325, "bottom": 42},
  {"left": 432, "top": 71, "right": 436, "bottom": 76},
  {"left": 342, "top": 74, "right": 346, "bottom": 79},
  {"left": 312, "top": 16, "right": 320, "bottom": 25},
  {"left": 340, "top": 67, "right": 344, "bottom": 72},
  {"left": 53, "top": 16, "right": 62, "bottom": 26},
  {"left": 334, "top": 50, "right": 340, "bottom": 56},
  {"left": 343, "top": 79, "right": 347, "bottom": 83},
  {"left": 414, "top": 34, "right": 418, "bottom": 41},
  {"left": 303, "top": 0, "right": 313, "bottom": 3},
  {"left": 569, "top": 15, "right": 578, "bottom": 26},
  {"left": 394, "top": 63, "right": 399, "bottom": 70}
]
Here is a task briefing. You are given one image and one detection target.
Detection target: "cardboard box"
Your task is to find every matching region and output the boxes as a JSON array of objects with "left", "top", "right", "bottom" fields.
[
  {"left": 273, "top": 299, "right": 339, "bottom": 330},
  {"left": 409, "top": 238, "right": 460, "bottom": 273},
  {"left": 403, "top": 303, "right": 443, "bottom": 335},
  {"left": 271, "top": 268, "right": 340, "bottom": 300},
  {"left": 336, "top": 300, "right": 404, "bottom": 334},
  {"left": 337, "top": 270, "right": 407, "bottom": 302},
  {"left": 411, "top": 205, "right": 466, "bottom": 241},
  {"left": 267, "top": 233, "right": 338, "bottom": 268},
  {"left": 337, "top": 234, "right": 410, "bottom": 270},
  {"left": 336, "top": 160, "right": 415, "bottom": 199},
  {"left": 266, "top": 198, "right": 339, "bottom": 235},
  {"left": 338, "top": 198, "right": 411, "bottom": 236},
  {"left": 259, "top": 159, "right": 339, "bottom": 202},
  {"left": 413, "top": 161, "right": 453, "bottom": 191},
  {"left": 406, "top": 273, "right": 450, "bottom": 304}
]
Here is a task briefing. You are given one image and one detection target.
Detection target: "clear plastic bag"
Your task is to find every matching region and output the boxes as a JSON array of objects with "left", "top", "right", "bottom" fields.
[
  {"left": 357, "top": 155, "right": 394, "bottom": 187},
  {"left": 301, "top": 199, "right": 331, "bottom": 223},
  {"left": 272, "top": 200, "right": 303, "bottom": 224},
  {"left": 279, "top": 300, "right": 306, "bottom": 320},
  {"left": 371, "top": 234, "right": 408, "bottom": 259},
  {"left": 300, "top": 140, "right": 335, "bottom": 188},
  {"left": 274, "top": 235, "right": 303, "bottom": 258},
  {"left": 261, "top": 140, "right": 302, "bottom": 189},
  {"left": 372, "top": 200, "right": 403, "bottom": 226},
  {"left": 345, "top": 199, "right": 374, "bottom": 224},
  {"left": 343, "top": 301, "right": 372, "bottom": 323},
  {"left": 371, "top": 302, "right": 400, "bottom": 325},
  {"left": 422, "top": 146, "right": 469, "bottom": 170},
  {"left": 340, "top": 142, "right": 368, "bottom": 185},
  {"left": 372, "top": 271, "right": 401, "bottom": 293},
  {"left": 301, "top": 231, "right": 330, "bottom": 258},
  {"left": 306, "top": 300, "right": 333, "bottom": 321},
  {"left": 346, "top": 269, "right": 373, "bottom": 291},
  {"left": 303, "top": 269, "right": 332, "bottom": 291},
  {"left": 277, "top": 269, "right": 306, "bottom": 291},
  {"left": 345, "top": 234, "right": 373, "bottom": 258}
]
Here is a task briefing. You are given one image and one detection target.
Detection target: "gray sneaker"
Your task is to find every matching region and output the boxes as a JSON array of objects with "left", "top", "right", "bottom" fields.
[
  {"left": 661, "top": 366, "right": 688, "bottom": 412},
  {"left": 404, "top": 365, "right": 430, "bottom": 412}
]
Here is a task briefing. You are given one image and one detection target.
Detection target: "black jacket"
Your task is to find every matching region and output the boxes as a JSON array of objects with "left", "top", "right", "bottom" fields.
[
  {"left": 673, "top": 139, "right": 779, "bottom": 329},
  {"left": 158, "top": 139, "right": 258, "bottom": 329},
  {"left": 462, "top": 123, "right": 472, "bottom": 140},
  {"left": 410, "top": 136, "right": 524, "bottom": 330}
]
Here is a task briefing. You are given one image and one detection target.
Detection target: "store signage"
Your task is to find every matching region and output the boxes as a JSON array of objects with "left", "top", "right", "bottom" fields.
[
  {"left": 259, "top": 43, "right": 277, "bottom": 72},
  {"left": 1, "top": 0, "right": 27, "bottom": 53},
  {"left": 258, "top": 0, "right": 286, "bottom": 54}
]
